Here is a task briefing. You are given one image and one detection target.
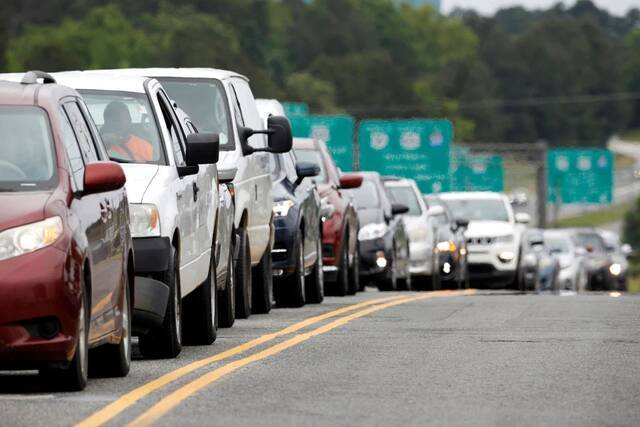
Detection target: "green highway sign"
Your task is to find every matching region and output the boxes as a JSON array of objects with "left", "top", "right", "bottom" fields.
[
  {"left": 282, "top": 102, "right": 309, "bottom": 116},
  {"left": 547, "top": 148, "right": 614, "bottom": 204},
  {"left": 451, "top": 153, "right": 504, "bottom": 192},
  {"left": 290, "top": 115, "right": 355, "bottom": 171},
  {"left": 358, "top": 119, "right": 452, "bottom": 193}
]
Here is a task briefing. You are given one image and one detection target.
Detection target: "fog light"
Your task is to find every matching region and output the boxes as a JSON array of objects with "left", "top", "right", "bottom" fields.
[
  {"left": 442, "top": 262, "right": 451, "bottom": 274},
  {"left": 375, "top": 251, "right": 387, "bottom": 269},
  {"left": 609, "top": 263, "right": 622, "bottom": 276},
  {"left": 498, "top": 251, "right": 515, "bottom": 263},
  {"left": 272, "top": 269, "right": 284, "bottom": 277}
]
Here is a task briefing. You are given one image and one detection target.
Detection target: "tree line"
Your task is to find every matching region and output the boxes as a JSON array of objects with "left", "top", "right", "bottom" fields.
[{"left": 1, "top": 0, "right": 639, "bottom": 145}]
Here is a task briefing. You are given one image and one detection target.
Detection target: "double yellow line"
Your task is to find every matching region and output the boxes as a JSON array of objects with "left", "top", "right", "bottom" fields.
[{"left": 77, "top": 290, "right": 475, "bottom": 427}]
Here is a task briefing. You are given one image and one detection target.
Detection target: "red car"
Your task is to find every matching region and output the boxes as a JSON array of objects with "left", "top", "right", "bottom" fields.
[
  {"left": 293, "top": 139, "right": 362, "bottom": 295},
  {"left": 0, "top": 72, "right": 138, "bottom": 390}
]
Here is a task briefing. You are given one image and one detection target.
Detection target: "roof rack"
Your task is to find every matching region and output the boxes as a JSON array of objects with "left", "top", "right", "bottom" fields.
[{"left": 21, "top": 70, "right": 56, "bottom": 85}]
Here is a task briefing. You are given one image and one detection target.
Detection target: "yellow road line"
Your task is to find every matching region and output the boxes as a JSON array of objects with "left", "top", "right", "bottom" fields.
[
  {"left": 76, "top": 294, "right": 409, "bottom": 427},
  {"left": 129, "top": 289, "right": 476, "bottom": 427}
]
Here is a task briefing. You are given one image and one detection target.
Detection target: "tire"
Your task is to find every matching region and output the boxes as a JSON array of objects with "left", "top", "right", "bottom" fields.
[
  {"left": 347, "top": 238, "right": 360, "bottom": 295},
  {"left": 41, "top": 280, "right": 89, "bottom": 391},
  {"left": 275, "top": 236, "right": 306, "bottom": 308},
  {"left": 90, "top": 274, "right": 131, "bottom": 378},
  {"left": 252, "top": 243, "right": 273, "bottom": 314},
  {"left": 431, "top": 255, "right": 442, "bottom": 291},
  {"left": 306, "top": 233, "right": 324, "bottom": 304},
  {"left": 235, "top": 228, "right": 252, "bottom": 319},
  {"left": 182, "top": 247, "right": 217, "bottom": 346},
  {"left": 139, "top": 247, "right": 182, "bottom": 359},
  {"left": 333, "top": 235, "right": 350, "bottom": 296},
  {"left": 218, "top": 242, "right": 236, "bottom": 328}
]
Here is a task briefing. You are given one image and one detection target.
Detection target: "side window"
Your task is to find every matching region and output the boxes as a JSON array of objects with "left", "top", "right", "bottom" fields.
[
  {"left": 59, "top": 108, "right": 85, "bottom": 191},
  {"left": 77, "top": 99, "right": 108, "bottom": 160},
  {"left": 283, "top": 152, "right": 298, "bottom": 183},
  {"left": 231, "top": 80, "right": 265, "bottom": 147},
  {"left": 63, "top": 102, "right": 99, "bottom": 163},
  {"left": 228, "top": 84, "right": 245, "bottom": 127},
  {"left": 156, "top": 91, "right": 186, "bottom": 166}
]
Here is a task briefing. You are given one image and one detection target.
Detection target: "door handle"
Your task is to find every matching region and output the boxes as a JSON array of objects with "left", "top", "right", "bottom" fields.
[{"left": 193, "top": 182, "right": 200, "bottom": 202}]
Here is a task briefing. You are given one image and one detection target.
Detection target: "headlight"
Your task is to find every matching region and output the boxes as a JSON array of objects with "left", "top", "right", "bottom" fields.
[
  {"left": 498, "top": 251, "right": 515, "bottom": 262},
  {"left": 273, "top": 200, "right": 295, "bottom": 217},
  {"left": 358, "top": 223, "right": 387, "bottom": 241},
  {"left": 609, "top": 263, "right": 622, "bottom": 276},
  {"left": 130, "top": 204, "right": 160, "bottom": 237},
  {"left": 494, "top": 235, "right": 514, "bottom": 244},
  {"left": 0, "top": 216, "right": 63, "bottom": 261},
  {"left": 436, "top": 241, "right": 456, "bottom": 252}
]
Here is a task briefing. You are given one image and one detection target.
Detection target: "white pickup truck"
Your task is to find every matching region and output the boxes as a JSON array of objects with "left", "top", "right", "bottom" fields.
[
  {"left": 52, "top": 73, "right": 222, "bottom": 358},
  {"left": 93, "top": 68, "right": 293, "bottom": 318}
]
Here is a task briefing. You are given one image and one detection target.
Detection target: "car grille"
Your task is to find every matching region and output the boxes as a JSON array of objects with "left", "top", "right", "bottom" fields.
[
  {"left": 468, "top": 263, "right": 496, "bottom": 275},
  {"left": 467, "top": 237, "right": 495, "bottom": 245}
]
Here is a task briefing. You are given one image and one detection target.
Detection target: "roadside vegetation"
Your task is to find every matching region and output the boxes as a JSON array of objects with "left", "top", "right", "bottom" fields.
[{"left": 555, "top": 201, "right": 634, "bottom": 228}]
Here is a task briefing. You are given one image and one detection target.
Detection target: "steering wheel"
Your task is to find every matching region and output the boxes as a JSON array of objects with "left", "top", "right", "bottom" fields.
[{"left": 0, "top": 160, "right": 27, "bottom": 180}]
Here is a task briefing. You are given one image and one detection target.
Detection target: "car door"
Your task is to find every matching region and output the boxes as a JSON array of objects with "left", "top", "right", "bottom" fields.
[
  {"left": 287, "top": 151, "right": 319, "bottom": 268},
  {"left": 60, "top": 100, "right": 119, "bottom": 340}
]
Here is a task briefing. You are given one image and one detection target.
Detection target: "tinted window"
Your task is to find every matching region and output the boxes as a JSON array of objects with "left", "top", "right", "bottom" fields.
[
  {"left": 442, "top": 199, "right": 510, "bottom": 222},
  {"left": 294, "top": 149, "right": 327, "bottom": 183},
  {"left": 350, "top": 180, "right": 380, "bottom": 209},
  {"left": 0, "top": 106, "right": 56, "bottom": 191},
  {"left": 159, "top": 78, "right": 234, "bottom": 151},
  {"left": 63, "top": 102, "right": 99, "bottom": 163},
  {"left": 572, "top": 233, "right": 606, "bottom": 253},
  {"left": 81, "top": 91, "right": 165, "bottom": 164},
  {"left": 59, "top": 108, "right": 85, "bottom": 191},
  {"left": 386, "top": 185, "right": 422, "bottom": 216},
  {"left": 156, "top": 92, "right": 186, "bottom": 166}
]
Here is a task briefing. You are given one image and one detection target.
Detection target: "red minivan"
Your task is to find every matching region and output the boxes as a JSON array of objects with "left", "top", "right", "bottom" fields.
[
  {"left": 293, "top": 139, "right": 362, "bottom": 296},
  {"left": 0, "top": 72, "right": 134, "bottom": 390}
]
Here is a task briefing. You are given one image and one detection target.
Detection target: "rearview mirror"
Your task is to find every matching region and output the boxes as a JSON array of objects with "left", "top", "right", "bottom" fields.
[
  {"left": 515, "top": 212, "right": 531, "bottom": 224},
  {"left": 185, "top": 132, "right": 220, "bottom": 166},
  {"left": 295, "top": 161, "right": 320, "bottom": 186},
  {"left": 338, "top": 174, "right": 363, "bottom": 189},
  {"left": 238, "top": 115, "right": 293, "bottom": 155},
  {"left": 84, "top": 161, "right": 126, "bottom": 194},
  {"left": 391, "top": 203, "right": 409, "bottom": 216}
]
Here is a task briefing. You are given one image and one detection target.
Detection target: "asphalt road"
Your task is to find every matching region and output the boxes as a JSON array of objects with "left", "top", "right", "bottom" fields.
[{"left": 1, "top": 289, "right": 639, "bottom": 427}]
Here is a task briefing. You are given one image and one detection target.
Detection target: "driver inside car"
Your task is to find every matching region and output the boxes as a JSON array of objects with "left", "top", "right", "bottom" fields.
[{"left": 101, "top": 101, "right": 154, "bottom": 162}]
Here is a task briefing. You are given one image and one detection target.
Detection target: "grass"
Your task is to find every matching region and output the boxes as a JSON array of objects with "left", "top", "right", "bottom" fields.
[
  {"left": 620, "top": 128, "right": 640, "bottom": 142},
  {"left": 629, "top": 276, "right": 640, "bottom": 294},
  {"left": 554, "top": 200, "right": 634, "bottom": 228},
  {"left": 616, "top": 153, "right": 635, "bottom": 169}
]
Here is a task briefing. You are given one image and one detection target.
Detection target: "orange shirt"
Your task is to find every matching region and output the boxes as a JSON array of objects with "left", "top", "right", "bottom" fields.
[{"left": 110, "top": 135, "right": 154, "bottom": 161}]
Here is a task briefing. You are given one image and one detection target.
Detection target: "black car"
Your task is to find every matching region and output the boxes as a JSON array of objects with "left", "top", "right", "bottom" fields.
[
  {"left": 346, "top": 172, "right": 410, "bottom": 291},
  {"left": 270, "top": 150, "right": 324, "bottom": 307},
  {"left": 424, "top": 195, "right": 469, "bottom": 289},
  {"left": 570, "top": 229, "right": 615, "bottom": 291}
]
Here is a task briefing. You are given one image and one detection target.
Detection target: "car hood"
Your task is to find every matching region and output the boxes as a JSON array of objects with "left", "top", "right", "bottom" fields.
[
  {"left": 465, "top": 220, "right": 515, "bottom": 238},
  {"left": 357, "top": 207, "right": 384, "bottom": 226},
  {"left": 121, "top": 164, "right": 159, "bottom": 204},
  {"left": 0, "top": 192, "right": 51, "bottom": 230}
]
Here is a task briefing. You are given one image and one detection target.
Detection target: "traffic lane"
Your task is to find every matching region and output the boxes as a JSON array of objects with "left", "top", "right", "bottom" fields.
[
  {"left": 0, "top": 289, "right": 404, "bottom": 427},
  {"left": 159, "top": 292, "right": 640, "bottom": 427}
]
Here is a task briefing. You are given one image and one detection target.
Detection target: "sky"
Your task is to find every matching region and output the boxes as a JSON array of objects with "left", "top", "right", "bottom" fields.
[{"left": 441, "top": 0, "right": 640, "bottom": 16}]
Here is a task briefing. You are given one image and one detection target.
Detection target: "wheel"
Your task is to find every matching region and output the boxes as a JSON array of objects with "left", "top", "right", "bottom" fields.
[
  {"left": 235, "top": 228, "right": 252, "bottom": 319},
  {"left": 182, "top": 247, "right": 217, "bottom": 345},
  {"left": 347, "top": 237, "right": 359, "bottom": 295},
  {"left": 431, "top": 263, "right": 441, "bottom": 291},
  {"left": 251, "top": 242, "right": 273, "bottom": 314},
  {"left": 333, "top": 234, "right": 350, "bottom": 296},
  {"left": 218, "top": 242, "right": 236, "bottom": 328},
  {"left": 89, "top": 274, "right": 131, "bottom": 378},
  {"left": 41, "top": 280, "right": 89, "bottom": 391},
  {"left": 139, "top": 247, "right": 182, "bottom": 359},
  {"left": 275, "top": 235, "right": 306, "bottom": 307},
  {"left": 305, "top": 233, "right": 324, "bottom": 304}
]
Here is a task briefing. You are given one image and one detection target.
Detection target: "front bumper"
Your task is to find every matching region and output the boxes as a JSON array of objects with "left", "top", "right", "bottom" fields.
[
  {"left": 358, "top": 238, "right": 391, "bottom": 279},
  {"left": 271, "top": 217, "right": 299, "bottom": 277},
  {"left": 466, "top": 243, "right": 518, "bottom": 283},
  {"left": 0, "top": 247, "right": 78, "bottom": 367}
]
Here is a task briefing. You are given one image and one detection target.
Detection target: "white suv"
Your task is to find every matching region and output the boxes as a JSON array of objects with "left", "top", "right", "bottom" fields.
[
  {"left": 95, "top": 68, "right": 293, "bottom": 317},
  {"left": 53, "top": 73, "right": 221, "bottom": 358},
  {"left": 439, "top": 192, "right": 529, "bottom": 287}
]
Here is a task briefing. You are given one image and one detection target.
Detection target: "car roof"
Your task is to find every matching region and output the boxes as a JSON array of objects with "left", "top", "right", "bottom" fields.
[
  {"left": 52, "top": 71, "right": 150, "bottom": 94},
  {"left": 438, "top": 191, "right": 507, "bottom": 201},
  {"left": 77, "top": 67, "right": 248, "bottom": 82},
  {"left": 0, "top": 72, "right": 82, "bottom": 105}
]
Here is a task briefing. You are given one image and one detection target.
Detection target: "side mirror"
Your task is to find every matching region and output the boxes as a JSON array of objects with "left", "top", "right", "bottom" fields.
[
  {"left": 391, "top": 203, "right": 409, "bottom": 216},
  {"left": 84, "top": 161, "right": 126, "bottom": 194},
  {"left": 515, "top": 212, "right": 531, "bottom": 224},
  {"left": 239, "top": 115, "right": 293, "bottom": 155},
  {"left": 622, "top": 243, "right": 632, "bottom": 257},
  {"left": 455, "top": 218, "right": 469, "bottom": 229},
  {"left": 294, "top": 161, "right": 320, "bottom": 186},
  {"left": 219, "top": 167, "right": 237, "bottom": 184},
  {"left": 185, "top": 132, "right": 220, "bottom": 166},
  {"left": 427, "top": 206, "right": 445, "bottom": 217},
  {"left": 338, "top": 174, "right": 363, "bottom": 189}
]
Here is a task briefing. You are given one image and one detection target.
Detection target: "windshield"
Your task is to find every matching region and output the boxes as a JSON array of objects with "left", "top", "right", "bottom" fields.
[
  {"left": 442, "top": 198, "right": 510, "bottom": 222},
  {"left": 81, "top": 91, "right": 165, "bottom": 164},
  {"left": 350, "top": 180, "right": 380, "bottom": 209},
  {"left": 386, "top": 185, "right": 422, "bottom": 215},
  {"left": 294, "top": 149, "right": 327, "bottom": 183},
  {"left": 158, "top": 78, "right": 233, "bottom": 151},
  {"left": 572, "top": 233, "right": 606, "bottom": 253},
  {"left": 0, "top": 106, "right": 56, "bottom": 191},
  {"left": 545, "top": 236, "right": 572, "bottom": 254}
]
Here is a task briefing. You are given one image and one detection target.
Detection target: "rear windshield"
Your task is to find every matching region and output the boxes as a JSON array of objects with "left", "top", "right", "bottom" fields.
[
  {"left": 158, "top": 78, "right": 234, "bottom": 152},
  {"left": 0, "top": 106, "right": 56, "bottom": 191},
  {"left": 545, "top": 236, "right": 572, "bottom": 253},
  {"left": 442, "top": 198, "right": 510, "bottom": 222},
  {"left": 386, "top": 185, "right": 422, "bottom": 216},
  {"left": 81, "top": 91, "right": 166, "bottom": 165},
  {"left": 572, "top": 233, "right": 606, "bottom": 253},
  {"left": 294, "top": 149, "right": 327, "bottom": 183},
  {"left": 350, "top": 179, "right": 380, "bottom": 209}
]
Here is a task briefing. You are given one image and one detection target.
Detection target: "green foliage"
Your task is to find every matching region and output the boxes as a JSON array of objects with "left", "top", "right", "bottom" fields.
[
  {"left": 623, "top": 197, "right": 640, "bottom": 250},
  {"left": 283, "top": 72, "right": 338, "bottom": 114}
]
